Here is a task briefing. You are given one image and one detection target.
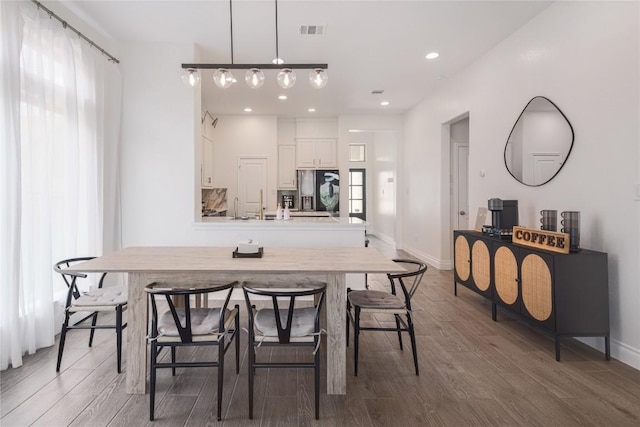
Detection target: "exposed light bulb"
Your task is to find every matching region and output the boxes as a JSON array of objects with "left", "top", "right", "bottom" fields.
[
  {"left": 212, "top": 68, "right": 234, "bottom": 88},
  {"left": 181, "top": 68, "right": 201, "bottom": 87},
  {"left": 277, "top": 68, "right": 296, "bottom": 89},
  {"left": 245, "top": 68, "right": 265, "bottom": 89},
  {"left": 308, "top": 68, "right": 328, "bottom": 89}
]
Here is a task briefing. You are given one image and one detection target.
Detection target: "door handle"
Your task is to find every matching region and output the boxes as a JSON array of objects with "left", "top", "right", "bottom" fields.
[{"left": 459, "top": 211, "right": 466, "bottom": 215}]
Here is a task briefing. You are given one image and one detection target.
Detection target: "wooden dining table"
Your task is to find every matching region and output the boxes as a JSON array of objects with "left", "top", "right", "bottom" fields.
[{"left": 65, "top": 246, "right": 404, "bottom": 395}]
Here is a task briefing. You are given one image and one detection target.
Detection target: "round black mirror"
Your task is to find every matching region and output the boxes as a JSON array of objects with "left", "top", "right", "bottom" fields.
[{"left": 504, "top": 96, "right": 574, "bottom": 186}]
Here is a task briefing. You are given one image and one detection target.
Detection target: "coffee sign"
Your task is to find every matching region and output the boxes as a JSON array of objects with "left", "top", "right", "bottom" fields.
[{"left": 512, "top": 226, "right": 570, "bottom": 254}]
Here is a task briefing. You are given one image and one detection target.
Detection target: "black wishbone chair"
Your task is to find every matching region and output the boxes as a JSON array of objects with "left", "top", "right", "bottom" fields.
[
  {"left": 242, "top": 281, "right": 326, "bottom": 420},
  {"left": 347, "top": 259, "right": 427, "bottom": 376},
  {"left": 54, "top": 257, "right": 127, "bottom": 373},
  {"left": 145, "top": 281, "right": 240, "bottom": 421}
]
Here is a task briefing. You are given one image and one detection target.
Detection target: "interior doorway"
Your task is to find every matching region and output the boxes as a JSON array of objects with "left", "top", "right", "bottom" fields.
[
  {"left": 449, "top": 115, "right": 470, "bottom": 258},
  {"left": 237, "top": 157, "right": 267, "bottom": 217}
]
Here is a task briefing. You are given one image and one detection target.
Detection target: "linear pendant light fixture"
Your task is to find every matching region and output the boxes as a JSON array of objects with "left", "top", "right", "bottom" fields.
[{"left": 181, "top": 0, "right": 328, "bottom": 89}]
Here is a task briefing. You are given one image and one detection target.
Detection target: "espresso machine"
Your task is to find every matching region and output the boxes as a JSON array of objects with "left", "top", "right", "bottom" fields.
[{"left": 484, "top": 198, "right": 519, "bottom": 238}]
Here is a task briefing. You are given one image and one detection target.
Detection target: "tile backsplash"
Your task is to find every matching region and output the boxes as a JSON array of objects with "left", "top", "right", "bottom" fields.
[{"left": 202, "top": 188, "right": 227, "bottom": 213}]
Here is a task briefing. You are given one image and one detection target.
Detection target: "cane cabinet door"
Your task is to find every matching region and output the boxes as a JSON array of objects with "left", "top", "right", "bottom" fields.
[
  {"left": 493, "top": 243, "right": 519, "bottom": 310},
  {"left": 471, "top": 239, "right": 491, "bottom": 293},
  {"left": 519, "top": 251, "right": 555, "bottom": 329},
  {"left": 454, "top": 232, "right": 491, "bottom": 297}
]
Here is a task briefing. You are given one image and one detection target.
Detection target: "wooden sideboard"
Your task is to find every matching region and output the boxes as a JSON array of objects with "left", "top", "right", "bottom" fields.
[{"left": 453, "top": 230, "right": 610, "bottom": 361}]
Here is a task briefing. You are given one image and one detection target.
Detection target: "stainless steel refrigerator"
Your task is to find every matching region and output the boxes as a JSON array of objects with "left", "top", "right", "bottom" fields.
[{"left": 297, "top": 170, "right": 340, "bottom": 212}]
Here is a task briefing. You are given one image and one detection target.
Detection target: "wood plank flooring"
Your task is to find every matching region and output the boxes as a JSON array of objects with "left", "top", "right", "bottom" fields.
[{"left": 2, "top": 236, "right": 640, "bottom": 426}]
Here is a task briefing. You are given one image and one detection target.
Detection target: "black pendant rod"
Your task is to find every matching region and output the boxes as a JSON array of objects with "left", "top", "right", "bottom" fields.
[
  {"left": 275, "top": 0, "right": 279, "bottom": 62},
  {"left": 182, "top": 63, "right": 327, "bottom": 70},
  {"left": 229, "top": 0, "right": 234, "bottom": 64}
]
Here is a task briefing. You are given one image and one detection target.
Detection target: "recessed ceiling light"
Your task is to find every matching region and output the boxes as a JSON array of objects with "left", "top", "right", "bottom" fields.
[
  {"left": 278, "top": 95, "right": 288, "bottom": 100},
  {"left": 308, "top": 108, "right": 316, "bottom": 113},
  {"left": 426, "top": 52, "right": 439, "bottom": 60},
  {"left": 244, "top": 108, "right": 252, "bottom": 112},
  {"left": 380, "top": 101, "right": 390, "bottom": 106}
]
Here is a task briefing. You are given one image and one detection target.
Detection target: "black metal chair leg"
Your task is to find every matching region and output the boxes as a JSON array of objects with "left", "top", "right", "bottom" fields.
[
  {"left": 217, "top": 337, "right": 224, "bottom": 421},
  {"left": 56, "top": 315, "right": 69, "bottom": 372},
  {"left": 235, "top": 308, "right": 240, "bottom": 374},
  {"left": 394, "top": 314, "right": 404, "bottom": 350},
  {"left": 248, "top": 337, "right": 255, "bottom": 419},
  {"left": 346, "top": 289, "right": 351, "bottom": 347},
  {"left": 315, "top": 339, "right": 320, "bottom": 420},
  {"left": 171, "top": 347, "right": 177, "bottom": 376},
  {"left": 149, "top": 341, "right": 157, "bottom": 421},
  {"left": 88, "top": 312, "right": 98, "bottom": 347},
  {"left": 407, "top": 315, "right": 419, "bottom": 375},
  {"left": 354, "top": 307, "right": 360, "bottom": 376},
  {"left": 116, "top": 307, "right": 122, "bottom": 373}
]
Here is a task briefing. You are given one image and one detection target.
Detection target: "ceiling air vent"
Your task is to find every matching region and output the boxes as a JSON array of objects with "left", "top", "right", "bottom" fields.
[
  {"left": 300, "top": 25, "right": 326, "bottom": 35},
  {"left": 371, "top": 90, "right": 385, "bottom": 95}
]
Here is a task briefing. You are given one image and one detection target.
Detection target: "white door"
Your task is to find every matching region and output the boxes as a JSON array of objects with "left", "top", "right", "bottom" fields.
[
  {"left": 531, "top": 153, "right": 562, "bottom": 185},
  {"left": 238, "top": 157, "right": 267, "bottom": 217},
  {"left": 452, "top": 143, "right": 469, "bottom": 230}
]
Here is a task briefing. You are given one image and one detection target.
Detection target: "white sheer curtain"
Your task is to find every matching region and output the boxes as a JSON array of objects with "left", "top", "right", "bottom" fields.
[{"left": 0, "top": 1, "right": 122, "bottom": 370}]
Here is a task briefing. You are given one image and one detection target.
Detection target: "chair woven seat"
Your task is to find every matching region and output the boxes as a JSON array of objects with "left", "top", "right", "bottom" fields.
[
  {"left": 347, "top": 290, "right": 405, "bottom": 310},
  {"left": 158, "top": 307, "right": 232, "bottom": 336},
  {"left": 71, "top": 285, "right": 127, "bottom": 308},
  {"left": 254, "top": 307, "right": 317, "bottom": 338}
]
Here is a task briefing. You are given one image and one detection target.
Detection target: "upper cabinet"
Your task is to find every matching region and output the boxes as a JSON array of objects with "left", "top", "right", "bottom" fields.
[
  {"left": 296, "top": 138, "right": 337, "bottom": 169},
  {"left": 277, "top": 145, "right": 297, "bottom": 189}
]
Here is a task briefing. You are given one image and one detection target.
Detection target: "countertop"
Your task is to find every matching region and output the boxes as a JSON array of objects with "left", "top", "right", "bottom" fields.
[{"left": 194, "top": 216, "right": 365, "bottom": 230}]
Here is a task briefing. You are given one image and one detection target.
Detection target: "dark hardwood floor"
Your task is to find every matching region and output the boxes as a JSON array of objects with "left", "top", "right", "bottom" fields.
[{"left": 2, "top": 236, "right": 639, "bottom": 426}]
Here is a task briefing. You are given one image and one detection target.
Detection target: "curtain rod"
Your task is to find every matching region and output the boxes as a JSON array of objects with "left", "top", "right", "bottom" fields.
[{"left": 30, "top": 0, "right": 120, "bottom": 64}]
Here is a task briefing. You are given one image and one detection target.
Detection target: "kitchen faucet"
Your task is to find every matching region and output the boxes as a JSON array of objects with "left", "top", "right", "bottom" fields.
[{"left": 233, "top": 197, "right": 239, "bottom": 219}]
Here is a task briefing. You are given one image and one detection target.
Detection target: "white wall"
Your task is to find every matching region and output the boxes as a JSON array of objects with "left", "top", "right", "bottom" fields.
[
  {"left": 338, "top": 115, "right": 404, "bottom": 244},
  {"left": 403, "top": 1, "right": 640, "bottom": 368},
  {"left": 211, "top": 115, "right": 278, "bottom": 210},
  {"left": 119, "top": 42, "right": 200, "bottom": 246}
]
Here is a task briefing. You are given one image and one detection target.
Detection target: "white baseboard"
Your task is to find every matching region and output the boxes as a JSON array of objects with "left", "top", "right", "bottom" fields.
[
  {"left": 369, "top": 232, "right": 396, "bottom": 247},
  {"left": 402, "top": 244, "right": 452, "bottom": 270},
  {"left": 579, "top": 336, "right": 640, "bottom": 371}
]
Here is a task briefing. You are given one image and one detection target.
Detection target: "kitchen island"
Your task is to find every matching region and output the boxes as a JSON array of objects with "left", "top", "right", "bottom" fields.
[
  {"left": 194, "top": 216, "right": 368, "bottom": 288},
  {"left": 195, "top": 216, "right": 366, "bottom": 246}
]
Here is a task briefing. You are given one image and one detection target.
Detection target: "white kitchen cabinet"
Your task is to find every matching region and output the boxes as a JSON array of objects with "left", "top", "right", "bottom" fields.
[
  {"left": 201, "top": 135, "right": 214, "bottom": 188},
  {"left": 296, "top": 138, "right": 337, "bottom": 169},
  {"left": 278, "top": 145, "right": 297, "bottom": 189}
]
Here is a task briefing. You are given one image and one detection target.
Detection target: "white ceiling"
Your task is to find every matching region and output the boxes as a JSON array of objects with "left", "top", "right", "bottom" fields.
[{"left": 60, "top": 0, "right": 552, "bottom": 118}]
